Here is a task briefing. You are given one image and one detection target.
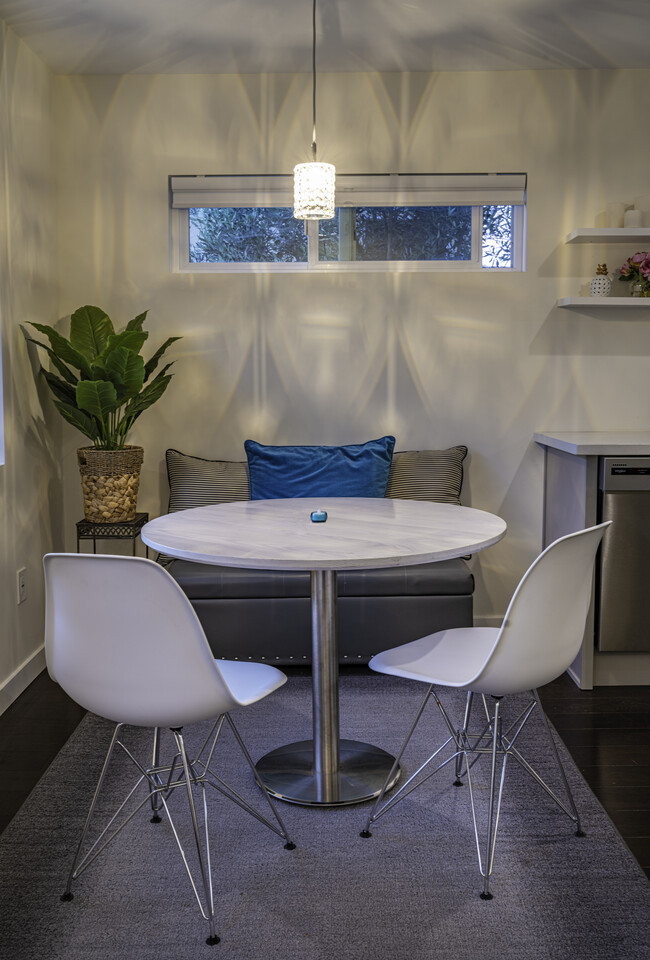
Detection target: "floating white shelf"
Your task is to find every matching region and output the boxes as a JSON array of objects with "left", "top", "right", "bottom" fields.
[
  {"left": 565, "top": 228, "right": 650, "bottom": 244},
  {"left": 557, "top": 297, "right": 650, "bottom": 308}
]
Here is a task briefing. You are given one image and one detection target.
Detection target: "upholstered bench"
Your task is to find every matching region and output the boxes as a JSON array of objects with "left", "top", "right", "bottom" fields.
[{"left": 162, "top": 444, "right": 475, "bottom": 665}]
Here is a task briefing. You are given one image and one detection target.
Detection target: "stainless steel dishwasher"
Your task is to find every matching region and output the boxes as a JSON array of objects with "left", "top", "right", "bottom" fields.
[{"left": 597, "top": 457, "right": 650, "bottom": 652}]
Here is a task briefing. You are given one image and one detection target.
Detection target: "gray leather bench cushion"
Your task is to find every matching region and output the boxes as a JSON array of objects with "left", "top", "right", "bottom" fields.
[
  {"left": 187, "top": 595, "right": 473, "bottom": 664},
  {"left": 167, "top": 557, "right": 473, "bottom": 600}
]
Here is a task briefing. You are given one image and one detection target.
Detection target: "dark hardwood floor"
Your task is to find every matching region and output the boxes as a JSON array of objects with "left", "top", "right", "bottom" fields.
[
  {"left": 538, "top": 673, "right": 650, "bottom": 881},
  {"left": 1, "top": 668, "right": 649, "bottom": 881},
  {"left": 0, "top": 670, "right": 86, "bottom": 834}
]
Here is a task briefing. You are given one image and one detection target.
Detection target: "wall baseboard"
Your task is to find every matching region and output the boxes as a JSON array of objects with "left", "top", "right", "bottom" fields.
[
  {"left": 0, "top": 646, "right": 46, "bottom": 716},
  {"left": 566, "top": 663, "right": 585, "bottom": 689}
]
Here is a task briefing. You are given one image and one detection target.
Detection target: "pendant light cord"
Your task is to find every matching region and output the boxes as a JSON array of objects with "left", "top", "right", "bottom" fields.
[{"left": 311, "top": 0, "right": 317, "bottom": 160}]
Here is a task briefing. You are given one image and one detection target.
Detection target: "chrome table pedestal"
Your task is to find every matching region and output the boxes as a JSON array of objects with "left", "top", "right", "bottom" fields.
[{"left": 255, "top": 570, "right": 400, "bottom": 806}]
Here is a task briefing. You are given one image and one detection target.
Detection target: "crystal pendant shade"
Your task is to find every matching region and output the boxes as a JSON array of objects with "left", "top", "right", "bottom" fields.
[{"left": 293, "top": 161, "right": 336, "bottom": 220}]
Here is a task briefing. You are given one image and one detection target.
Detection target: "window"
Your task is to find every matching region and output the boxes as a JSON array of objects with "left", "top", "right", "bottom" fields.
[
  {"left": 189, "top": 207, "right": 308, "bottom": 264},
  {"left": 318, "top": 206, "right": 474, "bottom": 263},
  {"left": 171, "top": 174, "right": 525, "bottom": 273}
]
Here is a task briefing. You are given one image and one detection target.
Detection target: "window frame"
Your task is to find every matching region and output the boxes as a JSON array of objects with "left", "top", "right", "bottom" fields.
[{"left": 171, "top": 173, "right": 526, "bottom": 274}]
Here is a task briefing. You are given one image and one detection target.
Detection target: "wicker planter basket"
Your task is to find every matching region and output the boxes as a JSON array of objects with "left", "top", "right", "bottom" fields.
[{"left": 77, "top": 446, "right": 144, "bottom": 523}]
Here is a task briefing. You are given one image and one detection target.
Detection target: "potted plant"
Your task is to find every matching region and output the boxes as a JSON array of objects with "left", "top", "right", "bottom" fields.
[{"left": 23, "top": 305, "right": 181, "bottom": 523}]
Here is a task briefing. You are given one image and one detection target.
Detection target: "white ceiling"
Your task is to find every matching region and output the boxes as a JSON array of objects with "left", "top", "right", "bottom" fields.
[{"left": 0, "top": 0, "right": 648, "bottom": 75}]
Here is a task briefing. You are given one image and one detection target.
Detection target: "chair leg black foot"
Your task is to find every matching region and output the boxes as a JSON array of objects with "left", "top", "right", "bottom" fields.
[
  {"left": 60, "top": 891, "right": 73, "bottom": 902},
  {"left": 480, "top": 891, "right": 493, "bottom": 901},
  {"left": 150, "top": 814, "right": 162, "bottom": 823},
  {"left": 205, "top": 935, "right": 221, "bottom": 946},
  {"left": 284, "top": 841, "right": 296, "bottom": 850},
  {"left": 575, "top": 828, "right": 586, "bottom": 837},
  {"left": 360, "top": 829, "right": 372, "bottom": 838},
  {"left": 453, "top": 779, "right": 463, "bottom": 787}
]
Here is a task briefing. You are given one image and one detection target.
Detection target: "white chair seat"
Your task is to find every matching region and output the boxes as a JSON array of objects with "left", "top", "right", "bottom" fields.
[
  {"left": 217, "top": 659, "right": 286, "bottom": 706},
  {"left": 370, "top": 627, "right": 500, "bottom": 688}
]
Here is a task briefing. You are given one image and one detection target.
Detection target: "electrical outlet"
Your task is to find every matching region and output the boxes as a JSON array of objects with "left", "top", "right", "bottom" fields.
[{"left": 16, "top": 567, "right": 27, "bottom": 605}]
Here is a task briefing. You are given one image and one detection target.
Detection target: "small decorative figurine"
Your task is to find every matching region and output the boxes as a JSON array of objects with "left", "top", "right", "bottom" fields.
[{"left": 590, "top": 263, "right": 612, "bottom": 298}]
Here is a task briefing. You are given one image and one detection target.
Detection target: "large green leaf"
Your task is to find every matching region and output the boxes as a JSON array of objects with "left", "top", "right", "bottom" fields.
[
  {"left": 144, "top": 337, "right": 181, "bottom": 380},
  {"left": 52, "top": 400, "right": 99, "bottom": 442},
  {"left": 69, "top": 306, "right": 115, "bottom": 361},
  {"left": 28, "top": 323, "right": 92, "bottom": 379},
  {"left": 149, "top": 361, "right": 173, "bottom": 381},
  {"left": 126, "top": 310, "right": 148, "bottom": 332},
  {"left": 22, "top": 330, "right": 78, "bottom": 384},
  {"left": 104, "top": 347, "right": 145, "bottom": 400},
  {"left": 76, "top": 380, "right": 118, "bottom": 420},
  {"left": 123, "top": 374, "right": 171, "bottom": 420},
  {"left": 102, "top": 330, "right": 148, "bottom": 359},
  {"left": 42, "top": 371, "right": 77, "bottom": 405}
]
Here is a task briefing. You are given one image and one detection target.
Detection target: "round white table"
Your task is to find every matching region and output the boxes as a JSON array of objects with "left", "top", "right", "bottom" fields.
[{"left": 142, "top": 498, "right": 506, "bottom": 806}]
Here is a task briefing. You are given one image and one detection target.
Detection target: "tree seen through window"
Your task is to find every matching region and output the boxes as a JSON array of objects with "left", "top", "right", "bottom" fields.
[{"left": 190, "top": 207, "right": 308, "bottom": 263}]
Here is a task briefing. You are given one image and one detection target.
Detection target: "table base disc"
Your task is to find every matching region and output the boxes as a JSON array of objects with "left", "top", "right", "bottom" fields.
[{"left": 255, "top": 739, "right": 400, "bottom": 806}]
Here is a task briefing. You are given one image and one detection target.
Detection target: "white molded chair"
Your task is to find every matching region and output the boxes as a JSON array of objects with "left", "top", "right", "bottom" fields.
[
  {"left": 44, "top": 552, "right": 295, "bottom": 946},
  {"left": 361, "top": 522, "right": 611, "bottom": 899}
]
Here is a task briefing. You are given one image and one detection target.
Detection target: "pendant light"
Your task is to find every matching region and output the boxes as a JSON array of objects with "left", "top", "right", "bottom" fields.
[{"left": 293, "top": 0, "right": 335, "bottom": 220}]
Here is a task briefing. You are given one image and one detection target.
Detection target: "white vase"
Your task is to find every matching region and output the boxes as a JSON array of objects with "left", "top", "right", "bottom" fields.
[{"left": 624, "top": 208, "right": 643, "bottom": 227}]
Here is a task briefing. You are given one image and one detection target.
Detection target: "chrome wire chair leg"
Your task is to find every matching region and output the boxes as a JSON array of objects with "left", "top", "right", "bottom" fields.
[
  {"left": 60, "top": 719, "right": 291, "bottom": 946},
  {"left": 192, "top": 713, "right": 297, "bottom": 848},
  {"left": 149, "top": 727, "right": 163, "bottom": 823},
  {"left": 479, "top": 697, "right": 507, "bottom": 900},
  {"left": 360, "top": 685, "right": 462, "bottom": 837},
  {"left": 361, "top": 685, "right": 585, "bottom": 901},
  {"left": 501, "top": 691, "right": 583, "bottom": 830},
  {"left": 530, "top": 689, "right": 584, "bottom": 836},
  {"left": 173, "top": 729, "right": 220, "bottom": 946},
  {"left": 360, "top": 684, "right": 433, "bottom": 836},
  {"left": 61, "top": 722, "right": 123, "bottom": 901},
  {"left": 454, "top": 692, "right": 474, "bottom": 785},
  {"left": 223, "top": 714, "right": 295, "bottom": 849}
]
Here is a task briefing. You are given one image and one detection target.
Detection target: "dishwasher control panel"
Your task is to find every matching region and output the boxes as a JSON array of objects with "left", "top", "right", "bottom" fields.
[{"left": 600, "top": 457, "right": 650, "bottom": 492}]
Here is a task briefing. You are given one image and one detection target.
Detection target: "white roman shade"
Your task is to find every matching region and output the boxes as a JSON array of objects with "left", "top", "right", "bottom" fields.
[
  {"left": 171, "top": 176, "right": 295, "bottom": 208},
  {"left": 334, "top": 174, "right": 527, "bottom": 207},
  {"left": 170, "top": 173, "right": 527, "bottom": 209}
]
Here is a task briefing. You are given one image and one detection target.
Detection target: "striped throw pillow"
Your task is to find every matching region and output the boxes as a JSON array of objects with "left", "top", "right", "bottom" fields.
[
  {"left": 385, "top": 446, "right": 468, "bottom": 504},
  {"left": 166, "top": 449, "right": 250, "bottom": 513}
]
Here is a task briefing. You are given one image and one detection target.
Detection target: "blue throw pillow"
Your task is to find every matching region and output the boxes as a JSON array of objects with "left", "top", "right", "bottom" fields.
[{"left": 244, "top": 436, "right": 396, "bottom": 500}]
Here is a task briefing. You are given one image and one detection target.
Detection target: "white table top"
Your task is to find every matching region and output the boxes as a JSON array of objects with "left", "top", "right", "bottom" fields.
[
  {"left": 534, "top": 431, "right": 650, "bottom": 456},
  {"left": 142, "top": 498, "right": 507, "bottom": 571}
]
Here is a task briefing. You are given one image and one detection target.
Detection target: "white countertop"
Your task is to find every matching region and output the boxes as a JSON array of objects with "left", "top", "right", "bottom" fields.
[
  {"left": 142, "top": 498, "right": 507, "bottom": 571},
  {"left": 534, "top": 431, "right": 650, "bottom": 455}
]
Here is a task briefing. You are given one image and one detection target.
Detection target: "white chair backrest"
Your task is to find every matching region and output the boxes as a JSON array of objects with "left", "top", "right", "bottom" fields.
[
  {"left": 44, "top": 553, "right": 239, "bottom": 728},
  {"left": 470, "top": 522, "right": 611, "bottom": 696}
]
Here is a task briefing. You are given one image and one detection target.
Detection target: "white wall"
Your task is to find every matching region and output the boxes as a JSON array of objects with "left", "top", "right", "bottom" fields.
[
  {"left": 0, "top": 22, "right": 58, "bottom": 710},
  {"left": 50, "top": 68, "right": 650, "bottom": 622}
]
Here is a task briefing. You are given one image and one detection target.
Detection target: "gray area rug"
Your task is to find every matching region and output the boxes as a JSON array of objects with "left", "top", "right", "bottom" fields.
[{"left": 1, "top": 675, "right": 649, "bottom": 959}]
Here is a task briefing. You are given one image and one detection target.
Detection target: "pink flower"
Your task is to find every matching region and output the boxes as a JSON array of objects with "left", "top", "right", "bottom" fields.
[
  {"left": 618, "top": 252, "right": 650, "bottom": 280},
  {"left": 619, "top": 259, "right": 634, "bottom": 278}
]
